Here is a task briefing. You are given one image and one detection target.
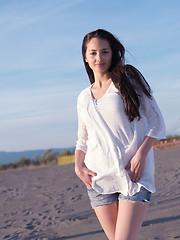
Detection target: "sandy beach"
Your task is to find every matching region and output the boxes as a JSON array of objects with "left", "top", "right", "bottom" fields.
[{"left": 0, "top": 147, "right": 180, "bottom": 240}]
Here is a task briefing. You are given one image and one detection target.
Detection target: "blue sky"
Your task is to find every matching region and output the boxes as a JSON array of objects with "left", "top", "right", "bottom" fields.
[{"left": 0, "top": 0, "right": 180, "bottom": 151}]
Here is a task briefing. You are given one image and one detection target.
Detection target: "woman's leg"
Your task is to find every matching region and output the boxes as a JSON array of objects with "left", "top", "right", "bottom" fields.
[
  {"left": 93, "top": 201, "right": 118, "bottom": 240},
  {"left": 115, "top": 200, "right": 149, "bottom": 240}
]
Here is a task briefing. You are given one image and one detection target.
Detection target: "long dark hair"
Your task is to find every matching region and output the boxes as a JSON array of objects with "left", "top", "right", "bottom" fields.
[{"left": 82, "top": 29, "right": 152, "bottom": 122}]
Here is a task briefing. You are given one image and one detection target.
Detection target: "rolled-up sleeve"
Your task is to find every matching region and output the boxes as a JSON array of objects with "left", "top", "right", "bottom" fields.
[
  {"left": 75, "top": 95, "right": 88, "bottom": 153},
  {"left": 140, "top": 94, "right": 166, "bottom": 140}
]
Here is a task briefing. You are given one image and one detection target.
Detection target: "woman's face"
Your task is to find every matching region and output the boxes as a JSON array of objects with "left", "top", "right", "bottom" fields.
[{"left": 85, "top": 38, "right": 112, "bottom": 75}]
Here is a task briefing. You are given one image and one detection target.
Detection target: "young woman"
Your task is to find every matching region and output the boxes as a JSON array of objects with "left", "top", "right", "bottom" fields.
[{"left": 75, "top": 29, "right": 166, "bottom": 240}]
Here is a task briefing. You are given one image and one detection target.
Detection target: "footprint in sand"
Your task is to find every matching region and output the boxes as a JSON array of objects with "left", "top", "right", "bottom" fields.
[
  {"left": 23, "top": 209, "right": 32, "bottom": 216},
  {"left": 67, "top": 185, "right": 79, "bottom": 192},
  {"left": 41, "top": 202, "right": 48, "bottom": 207},
  {"left": 26, "top": 219, "right": 40, "bottom": 230},
  {"left": 54, "top": 203, "right": 62, "bottom": 214},
  {"left": 71, "top": 194, "right": 83, "bottom": 202},
  {"left": 26, "top": 222, "right": 35, "bottom": 230}
]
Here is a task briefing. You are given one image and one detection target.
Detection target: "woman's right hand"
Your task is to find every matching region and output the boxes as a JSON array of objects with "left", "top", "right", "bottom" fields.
[{"left": 75, "top": 167, "right": 97, "bottom": 189}]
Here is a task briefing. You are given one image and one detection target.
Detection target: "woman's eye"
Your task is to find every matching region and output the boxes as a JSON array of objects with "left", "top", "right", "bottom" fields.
[
  {"left": 90, "top": 52, "right": 96, "bottom": 55},
  {"left": 103, "top": 51, "right": 109, "bottom": 54}
]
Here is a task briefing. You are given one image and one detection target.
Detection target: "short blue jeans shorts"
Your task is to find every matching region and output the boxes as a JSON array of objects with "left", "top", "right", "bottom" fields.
[{"left": 87, "top": 186, "right": 151, "bottom": 208}]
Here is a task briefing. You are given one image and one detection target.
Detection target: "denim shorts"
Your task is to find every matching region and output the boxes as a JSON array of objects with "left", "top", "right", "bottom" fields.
[{"left": 87, "top": 186, "right": 151, "bottom": 208}]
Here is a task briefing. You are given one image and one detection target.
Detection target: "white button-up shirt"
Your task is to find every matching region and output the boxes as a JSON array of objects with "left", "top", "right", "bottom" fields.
[{"left": 76, "top": 81, "right": 166, "bottom": 196}]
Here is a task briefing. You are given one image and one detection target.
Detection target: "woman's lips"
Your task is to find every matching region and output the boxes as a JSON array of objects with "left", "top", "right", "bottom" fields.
[{"left": 96, "top": 63, "right": 105, "bottom": 67}]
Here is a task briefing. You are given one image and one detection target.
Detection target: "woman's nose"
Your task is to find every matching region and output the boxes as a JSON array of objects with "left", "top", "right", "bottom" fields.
[{"left": 96, "top": 52, "right": 102, "bottom": 61}]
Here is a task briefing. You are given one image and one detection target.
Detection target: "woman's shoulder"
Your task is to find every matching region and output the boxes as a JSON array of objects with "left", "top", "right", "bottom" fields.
[{"left": 77, "top": 85, "right": 91, "bottom": 102}]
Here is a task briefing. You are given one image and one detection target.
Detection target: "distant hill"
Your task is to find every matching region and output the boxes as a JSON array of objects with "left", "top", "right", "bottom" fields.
[{"left": 0, "top": 147, "right": 75, "bottom": 164}]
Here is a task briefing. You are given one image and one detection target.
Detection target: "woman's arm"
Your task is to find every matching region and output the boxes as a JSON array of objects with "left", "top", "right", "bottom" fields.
[
  {"left": 125, "top": 136, "right": 156, "bottom": 182},
  {"left": 75, "top": 149, "right": 86, "bottom": 170},
  {"left": 126, "top": 93, "right": 166, "bottom": 182},
  {"left": 140, "top": 94, "right": 166, "bottom": 140},
  {"left": 75, "top": 149, "right": 96, "bottom": 189},
  {"left": 75, "top": 94, "right": 96, "bottom": 188}
]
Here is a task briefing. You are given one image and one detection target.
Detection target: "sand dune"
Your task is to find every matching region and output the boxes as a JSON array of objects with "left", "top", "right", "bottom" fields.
[{"left": 0, "top": 147, "right": 180, "bottom": 240}]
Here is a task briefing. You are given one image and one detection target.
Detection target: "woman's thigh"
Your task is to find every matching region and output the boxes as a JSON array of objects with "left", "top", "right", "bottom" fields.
[
  {"left": 115, "top": 200, "right": 149, "bottom": 240},
  {"left": 94, "top": 201, "right": 118, "bottom": 240},
  {"left": 87, "top": 188, "right": 119, "bottom": 239}
]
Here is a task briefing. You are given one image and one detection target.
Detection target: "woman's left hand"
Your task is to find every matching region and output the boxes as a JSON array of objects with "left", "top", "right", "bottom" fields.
[{"left": 125, "top": 151, "right": 146, "bottom": 182}]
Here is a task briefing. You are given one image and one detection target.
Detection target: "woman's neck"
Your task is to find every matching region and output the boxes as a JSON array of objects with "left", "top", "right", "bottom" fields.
[{"left": 93, "top": 72, "right": 111, "bottom": 87}]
